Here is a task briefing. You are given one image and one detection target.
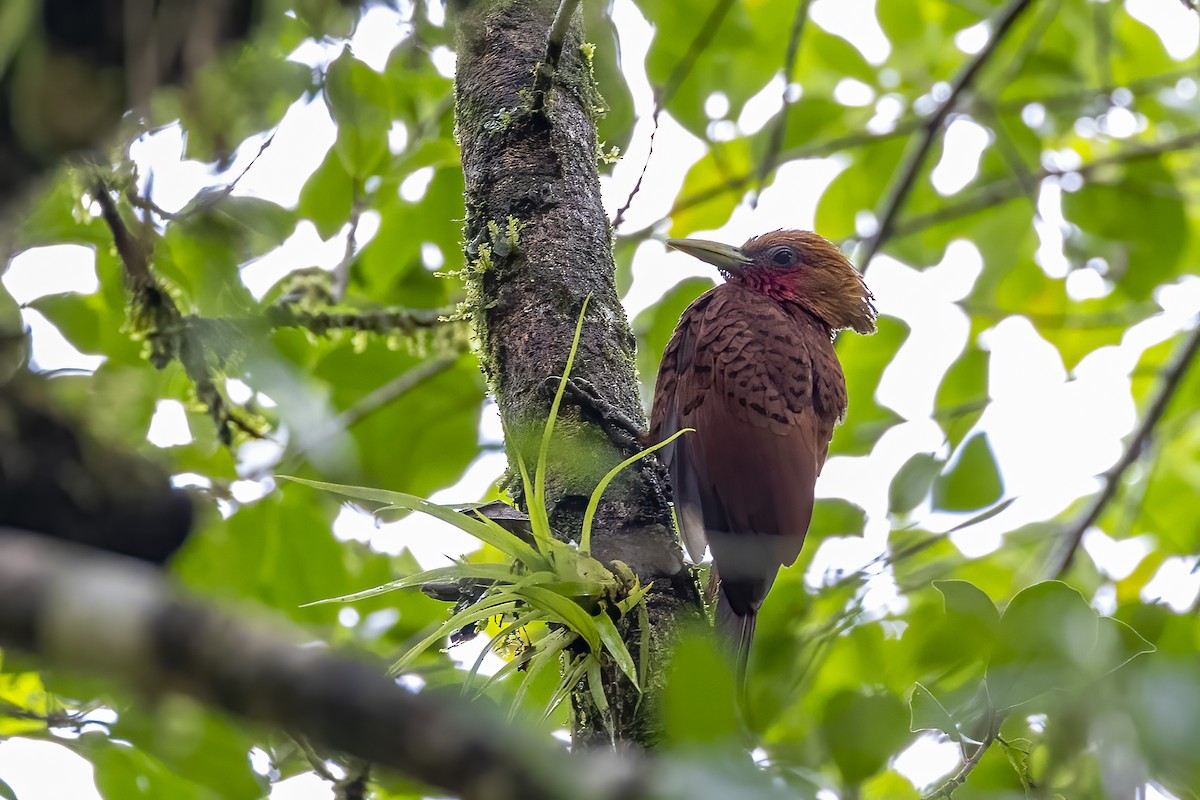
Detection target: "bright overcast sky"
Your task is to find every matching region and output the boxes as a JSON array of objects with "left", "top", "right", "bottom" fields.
[{"left": 2, "top": 0, "right": 1199, "bottom": 797}]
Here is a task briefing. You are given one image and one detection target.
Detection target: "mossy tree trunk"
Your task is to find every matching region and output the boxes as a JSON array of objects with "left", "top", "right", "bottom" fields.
[{"left": 454, "top": 0, "right": 701, "bottom": 747}]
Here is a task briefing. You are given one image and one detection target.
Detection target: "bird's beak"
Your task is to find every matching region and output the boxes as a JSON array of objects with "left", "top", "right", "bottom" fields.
[{"left": 666, "top": 238, "right": 752, "bottom": 274}]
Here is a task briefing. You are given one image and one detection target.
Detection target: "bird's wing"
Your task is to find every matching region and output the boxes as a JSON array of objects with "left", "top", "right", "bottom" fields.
[{"left": 650, "top": 285, "right": 845, "bottom": 610}]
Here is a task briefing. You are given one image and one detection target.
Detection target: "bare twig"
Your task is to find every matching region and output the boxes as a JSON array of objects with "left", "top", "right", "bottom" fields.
[
  {"left": 126, "top": 132, "right": 277, "bottom": 223},
  {"left": 530, "top": 0, "right": 582, "bottom": 112},
  {"left": 922, "top": 713, "right": 1000, "bottom": 799},
  {"left": 1050, "top": 320, "right": 1200, "bottom": 578},
  {"left": 612, "top": 0, "right": 736, "bottom": 229},
  {"left": 858, "top": 0, "right": 1035, "bottom": 271},
  {"left": 753, "top": 0, "right": 814, "bottom": 199},
  {"left": 331, "top": 191, "right": 362, "bottom": 301}
]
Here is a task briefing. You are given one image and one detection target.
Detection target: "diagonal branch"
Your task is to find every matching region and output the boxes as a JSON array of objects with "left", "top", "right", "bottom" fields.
[
  {"left": 612, "top": 0, "right": 736, "bottom": 229},
  {"left": 753, "top": 0, "right": 814, "bottom": 198},
  {"left": 891, "top": 128, "right": 1200, "bottom": 239},
  {"left": 0, "top": 531, "right": 650, "bottom": 800},
  {"left": 858, "top": 0, "right": 1035, "bottom": 271},
  {"left": 1050, "top": 320, "right": 1200, "bottom": 578}
]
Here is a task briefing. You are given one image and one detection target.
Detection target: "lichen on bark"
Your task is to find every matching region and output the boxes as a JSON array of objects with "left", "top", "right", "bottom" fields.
[{"left": 453, "top": 0, "right": 701, "bottom": 747}]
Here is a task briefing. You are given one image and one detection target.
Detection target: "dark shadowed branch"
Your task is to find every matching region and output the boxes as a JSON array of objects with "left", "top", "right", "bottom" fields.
[
  {"left": 858, "top": 0, "right": 1035, "bottom": 271},
  {"left": 0, "top": 531, "right": 662, "bottom": 800}
]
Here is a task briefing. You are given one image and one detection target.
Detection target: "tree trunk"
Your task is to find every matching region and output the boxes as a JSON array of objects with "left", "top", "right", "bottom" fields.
[{"left": 454, "top": 0, "right": 700, "bottom": 747}]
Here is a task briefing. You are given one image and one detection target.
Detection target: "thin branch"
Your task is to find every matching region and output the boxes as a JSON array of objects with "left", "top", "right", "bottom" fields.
[
  {"left": 858, "top": 0, "right": 1035, "bottom": 272},
  {"left": 922, "top": 714, "right": 1000, "bottom": 799},
  {"left": 753, "top": 0, "right": 814, "bottom": 199},
  {"left": 263, "top": 355, "right": 459, "bottom": 480},
  {"left": 331, "top": 190, "right": 362, "bottom": 302},
  {"left": 530, "top": 0, "right": 582, "bottom": 112},
  {"left": 1050, "top": 320, "right": 1200, "bottom": 578},
  {"left": 612, "top": 0, "right": 735, "bottom": 229},
  {"left": 126, "top": 132, "right": 277, "bottom": 223}
]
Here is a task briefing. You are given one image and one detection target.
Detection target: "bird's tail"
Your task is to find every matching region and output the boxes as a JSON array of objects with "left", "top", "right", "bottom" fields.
[{"left": 715, "top": 591, "right": 756, "bottom": 691}]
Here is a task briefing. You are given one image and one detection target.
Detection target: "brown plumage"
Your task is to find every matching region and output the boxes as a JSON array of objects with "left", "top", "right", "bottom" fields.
[{"left": 649, "top": 230, "right": 876, "bottom": 681}]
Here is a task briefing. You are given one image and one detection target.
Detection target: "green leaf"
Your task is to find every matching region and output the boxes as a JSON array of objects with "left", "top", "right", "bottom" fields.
[
  {"left": 913, "top": 580, "right": 1001, "bottom": 675},
  {"left": 581, "top": 428, "right": 691, "bottom": 553},
  {"left": 278, "top": 476, "right": 549, "bottom": 570},
  {"left": 1062, "top": 159, "right": 1186, "bottom": 301},
  {"left": 0, "top": 776, "right": 16, "bottom": 800},
  {"left": 391, "top": 597, "right": 520, "bottom": 674},
  {"left": 324, "top": 48, "right": 392, "bottom": 177},
  {"left": 297, "top": 145, "right": 355, "bottom": 239},
  {"left": 820, "top": 688, "right": 912, "bottom": 785},
  {"left": 889, "top": 453, "right": 944, "bottom": 515},
  {"left": 504, "top": 585, "right": 601, "bottom": 653},
  {"left": 830, "top": 316, "right": 909, "bottom": 456},
  {"left": 594, "top": 611, "right": 639, "bottom": 690},
  {"left": 508, "top": 628, "right": 574, "bottom": 720},
  {"left": 909, "top": 682, "right": 961, "bottom": 743},
  {"left": 300, "top": 562, "right": 519, "bottom": 606},
  {"left": 985, "top": 581, "right": 1098, "bottom": 709},
  {"left": 663, "top": 633, "right": 740, "bottom": 745},
  {"left": 809, "top": 498, "right": 868, "bottom": 541},
  {"left": 933, "top": 433, "right": 1004, "bottom": 511}
]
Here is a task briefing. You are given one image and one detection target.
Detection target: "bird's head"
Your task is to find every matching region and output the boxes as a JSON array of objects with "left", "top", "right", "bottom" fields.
[{"left": 667, "top": 230, "right": 877, "bottom": 335}]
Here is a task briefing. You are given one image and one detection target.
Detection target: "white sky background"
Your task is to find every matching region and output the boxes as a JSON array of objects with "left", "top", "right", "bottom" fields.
[{"left": 3, "top": 0, "right": 1200, "bottom": 797}]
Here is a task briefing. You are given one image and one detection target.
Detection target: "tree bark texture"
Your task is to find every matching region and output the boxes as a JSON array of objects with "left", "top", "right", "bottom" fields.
[{"left": 454, "top": 0, "right": 700, "bottom": 747}]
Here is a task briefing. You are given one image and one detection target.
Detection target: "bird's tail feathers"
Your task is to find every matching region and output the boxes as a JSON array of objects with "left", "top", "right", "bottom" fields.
[{"left": 715, "top": 590, "right": 756, "bottom": 691}]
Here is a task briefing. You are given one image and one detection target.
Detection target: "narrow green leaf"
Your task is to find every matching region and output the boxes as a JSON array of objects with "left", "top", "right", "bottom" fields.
[
  {"left": 278, "top": 476, "right": 548, "bottom": 570},
  {"left": 587, "top": 655, "right": 610, "bottom": 715},
  {"left": 544, "top": 653, "right": 592, "bottom": 721},
  {"left": 300, "top": 563, "right": 517, "bottom": 606},
  {"left": 581, "top": 428, "right": 692, "bottom": 554},
  {"left": 594, "top": 611, "right": 639, "bottom": 690},
  {"left": 390, "top": 597, "right": 518, "bottom": 675},
  {"left": 507, "top": 585, "right": 601, "bottom": 652},
  {"left": 509, "top": 628, "right": 575, "bottom": 721},
  {"left": 464, "top": 613, "right": 546, "bottom": 696},
  {"left": 536, "top": 298, "right": 590, "bottom": 530}
]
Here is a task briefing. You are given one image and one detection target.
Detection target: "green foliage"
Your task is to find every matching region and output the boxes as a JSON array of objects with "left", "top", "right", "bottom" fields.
[{"left": 4, "top": 0, "right": 1200, "bottom": 796}]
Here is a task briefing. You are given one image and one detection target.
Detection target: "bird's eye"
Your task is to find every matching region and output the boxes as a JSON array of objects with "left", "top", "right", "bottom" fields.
[{"left": 771, "top": 247, "right": 797, "bottom": 267}]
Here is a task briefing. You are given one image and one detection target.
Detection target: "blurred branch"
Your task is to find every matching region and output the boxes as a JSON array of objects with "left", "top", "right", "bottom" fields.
[
  {"left": 94, "top": 179, "right": 263, "bottom": 445},
  {"left": 0, "top": 531, "right": 649, "bottom": 800},
  {"left": 859, "top": 0, "right": 1035, "bottom": 271},
  {"left": 331, "top": 187, "right": 362, "bottom": 302},
  {"left": 267, "top": 354, "right": 459, "bottom": 478},
  {"left": 892, "top": 129, "right": 1200, "bottom": 238},
  {"left": 991, "top": 67, "right": 1197, "bottom": 114},
  {"left": 1049, "top": 320, "right": 1200, "bottom": 578},
  {"left": 612, "top": 0, "right": 735, "bottom": 229},
  {"left": 753, "top": 0, "right": 814, "bottom": 198},
  {"left": 530, "top": 0, "right": 582, "bottom": 112}
]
